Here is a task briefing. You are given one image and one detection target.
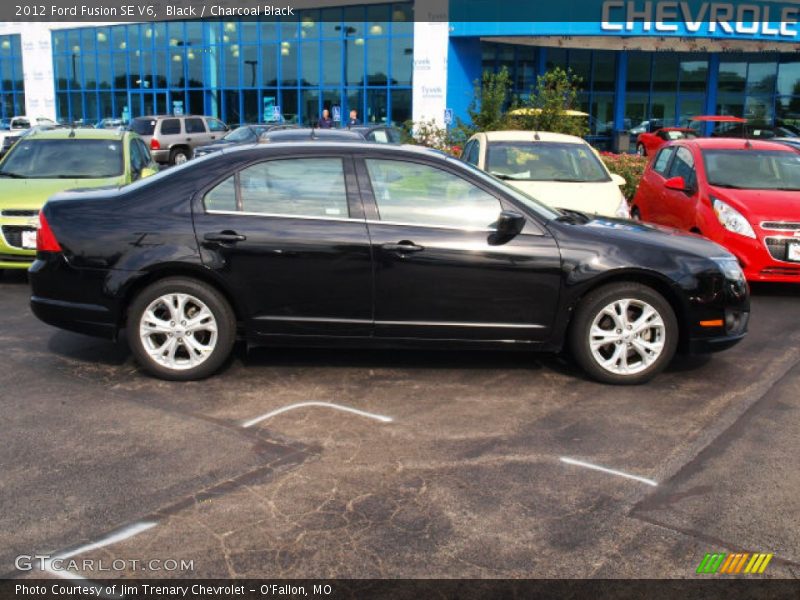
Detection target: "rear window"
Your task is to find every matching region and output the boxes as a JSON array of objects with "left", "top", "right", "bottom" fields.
[
  {"left": 159, "top": 119, "right": 181, "bottom": 135},
  {"left": 0, "top": 138, "right": 124, "bottom": 178},
  {"left": 131, "top": 118, "right": 156, "bottom": 136}
]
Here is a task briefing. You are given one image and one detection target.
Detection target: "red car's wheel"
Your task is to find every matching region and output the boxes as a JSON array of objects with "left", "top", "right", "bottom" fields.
[{"left": 637, "top": 143, "right": 647, "bottom": 156}]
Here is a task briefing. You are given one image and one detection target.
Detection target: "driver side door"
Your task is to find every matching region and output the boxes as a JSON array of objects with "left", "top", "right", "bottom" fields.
[
  {"left": 356, "top": 156, "right": 562, "bottom": 342},
  {"left": 661, "top": 146, "right": 699, "bottom": 231}
]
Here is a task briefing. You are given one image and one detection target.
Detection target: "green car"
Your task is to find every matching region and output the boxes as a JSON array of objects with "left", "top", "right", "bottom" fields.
[{"left": 0, "top": 127, "right": 157, "bottom": 272}]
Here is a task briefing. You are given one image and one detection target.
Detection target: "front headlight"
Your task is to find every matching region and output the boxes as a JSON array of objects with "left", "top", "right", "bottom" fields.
[
  {"left": 712, "top": 198, "right": 756, "bottom": 239},
  {"left": 711, "top": 256, "right": 745, "bottom": 282},
  {"left": 615, "top": 194, "right": 630, "bottom": 219}
]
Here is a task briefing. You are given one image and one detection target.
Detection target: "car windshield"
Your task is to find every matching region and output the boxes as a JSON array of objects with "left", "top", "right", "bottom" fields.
[
  {"left": 0, "top": 138, "right": 124, "bottom": 178},
  {"left": 224, "top": 127, "right": 258, "bottom": 142},
  {"left": 704, "top": 149, "right": 800, "bottom": 191},
  {"left": 130, "top": 118, "right": 156, "bottom": 136},
  {"left": 485, "top": 141, "right": 611, "bottom": 183},
  {"left": 452, "top": 157, "right": 563, "bottom": 220}
]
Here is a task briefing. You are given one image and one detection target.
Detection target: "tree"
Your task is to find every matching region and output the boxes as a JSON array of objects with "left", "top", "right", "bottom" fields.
[
  {"left": 508, "top": 67, "right": 588, "bottom": 137},
  {"left": 453, "top": 67, "right": 513, "bottom": 142}
]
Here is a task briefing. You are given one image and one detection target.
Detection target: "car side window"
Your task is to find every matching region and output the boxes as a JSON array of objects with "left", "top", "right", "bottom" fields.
[
  {"left": 365, "top": 159, "right": 502, "bottom": 229},
  {"left": 653, "top": 147, "right": 675, "bottom": 175},
  {"left": 204, "top": 176, "right": 237, "bottom": 212},
  {"left": 368, "top": 129, "right": 390, "bottom": 144},
  {"left": 160, "top": 119, "right": 181, "bottom": 135},
  {"left": 136, "top": 139, "right": 152, "bottom": 163},
  {"left": 667, "top": 147, "right": 696, "bottom": 186},
  {"left": 238, "top": 158, "right": 349, "bottom": 218},
  {"left": 462, "top": 141, "right": 477, "bottom": 165},
  {"left": 207, "top": 118, "right": 228, "bottom": 132},
  {"left": 130, "top": 139, "right": 146, "bottom": 172},
  {"left": 185, "top": 118, "right": 206, "bottom": 134}
]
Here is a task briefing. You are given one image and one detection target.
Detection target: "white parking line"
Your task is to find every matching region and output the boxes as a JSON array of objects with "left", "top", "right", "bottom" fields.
[
  {"left": 242, "top": 402, "right": 394, "bottom": 428},
  {"left": 43, "top": 521, "right": 158, "bottom": 580},
  {"left": 559, "top": 457, "right": 658, "bottom": 487}
]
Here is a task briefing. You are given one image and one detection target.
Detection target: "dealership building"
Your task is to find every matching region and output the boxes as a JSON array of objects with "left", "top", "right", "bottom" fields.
[{"left": 3, "top": 0, "right": 800, "bottom": 146}]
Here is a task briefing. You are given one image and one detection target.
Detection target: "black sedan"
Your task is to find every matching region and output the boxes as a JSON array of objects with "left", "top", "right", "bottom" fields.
[
  {"left": 29, "top": 142, "right": 749, "bottom": 384},
  {"left": 193, "top": 124, "right": 296, "bottom": 158}
]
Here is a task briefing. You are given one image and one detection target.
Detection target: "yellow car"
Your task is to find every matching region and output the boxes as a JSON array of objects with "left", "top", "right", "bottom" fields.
[{"left": 0, "top": 127, "right": 157, "bottom": 273}]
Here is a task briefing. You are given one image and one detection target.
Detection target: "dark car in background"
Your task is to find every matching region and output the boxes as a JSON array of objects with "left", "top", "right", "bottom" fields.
[
  {"left": 29, "top": 142, "right": 749, "bottom": 385},
  {"left": 193, "top": 124, "right": 297, "bottom": 158}
]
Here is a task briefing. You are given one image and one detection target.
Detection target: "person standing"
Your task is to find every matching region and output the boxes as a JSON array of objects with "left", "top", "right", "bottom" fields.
[
  {"left": 319, "top": 109, "right": 333, "bottom": 129},
  {"left": 347, "top": 109, "right": 361, "bottom": 126}
]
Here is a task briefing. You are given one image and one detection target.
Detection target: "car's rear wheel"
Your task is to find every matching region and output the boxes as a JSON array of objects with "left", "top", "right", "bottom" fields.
[
  {"left": 169, "top": 148, "right": 190, "bottom": 166},
  {"left": 636, "top": 143, "right": 646, "bottom": 157},
  {"left": 631, "top": 206, "right": 642, "bottom": 221},
  {"left": 127, "top": 278, "right": 236, "bottom": 381},
  {"left": 570, "top": 282, "right": 678, "bottom": 385}
]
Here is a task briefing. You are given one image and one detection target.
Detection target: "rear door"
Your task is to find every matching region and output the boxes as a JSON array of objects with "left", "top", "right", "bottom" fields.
[
  {"left": 184, "top": 117, "right": 208, "bottom": 149},
  {"left": 356, "top": 155, "right": 561, "bottom": 342},
  {"left": 192, "top": 152, "right": 374, "bottom": 338}
]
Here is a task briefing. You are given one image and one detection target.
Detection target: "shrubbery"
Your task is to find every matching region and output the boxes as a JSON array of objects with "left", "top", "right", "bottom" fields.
[{"left": 600, "top": 153, "right": 648, "bottom": 201}]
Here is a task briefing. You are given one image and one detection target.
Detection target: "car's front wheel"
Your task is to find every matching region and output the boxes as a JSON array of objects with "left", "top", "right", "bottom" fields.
[
  {"left": 570, "top": 282, "right": 678, "bottom": 385},
  {"left": 127, "top": 278, "right": 236, "bottom": 381}
]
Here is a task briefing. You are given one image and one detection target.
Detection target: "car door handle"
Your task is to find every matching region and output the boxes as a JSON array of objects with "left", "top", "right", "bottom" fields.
[
  {"left": 381, "top": 241, "right": 424, "bottom": 254},
  {"left": 204, "top": 231, "right": 246, "bottom": 244},
  {"left": 186, "top": 137, "right": 192, "bottom": 142}
]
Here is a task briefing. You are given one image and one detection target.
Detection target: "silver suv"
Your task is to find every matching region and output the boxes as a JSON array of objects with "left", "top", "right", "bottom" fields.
[{"left": 130, "top": 115, "right": 229, "bottom": 166}]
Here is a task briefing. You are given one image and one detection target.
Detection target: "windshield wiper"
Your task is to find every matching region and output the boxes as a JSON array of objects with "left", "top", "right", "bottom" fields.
[
  {"left": 489, "top": 171, "right": 528, "bottom": 181},
  {"left": 710, "top": 183, "right": 747, "bottom": 189},
  {"left": 0, "top": 170, "right": 24, "bottom": 178},
  {"left": 554, "top": 209, "right": 591, "bottom": 224}
]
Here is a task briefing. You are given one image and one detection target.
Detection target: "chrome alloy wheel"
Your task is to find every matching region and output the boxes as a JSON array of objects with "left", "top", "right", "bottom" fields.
[
  {"left": 588, "top": 298, "right": 666, "bottom": 376},
  {"left": 173, "top": 152, "right": 188, "bottom": 165},
  {"left": 139, "top": 293, "right": 218, "bottom": 371}
]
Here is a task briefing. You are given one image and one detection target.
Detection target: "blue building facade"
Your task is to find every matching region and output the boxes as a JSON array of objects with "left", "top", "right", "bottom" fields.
[{"left": 0, "top": 34, "right": 26, "bottom": 119}]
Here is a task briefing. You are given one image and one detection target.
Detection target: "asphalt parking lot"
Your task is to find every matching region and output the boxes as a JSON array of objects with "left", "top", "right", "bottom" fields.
[{"left": 1, "top": 268, "right": 798, "bottom": 580}]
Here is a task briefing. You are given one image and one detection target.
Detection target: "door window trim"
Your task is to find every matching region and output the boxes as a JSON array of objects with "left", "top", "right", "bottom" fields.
[
  {"left": 199, "top": 153, "right": 365, "bottom": 223},
  {"left": 353, "top": 154, "right": 546, "bottom": 235}
]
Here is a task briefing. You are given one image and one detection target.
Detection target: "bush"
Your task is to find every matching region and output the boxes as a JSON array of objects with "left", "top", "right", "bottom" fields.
[
  {"left": 402, "top": 119, "right": 462, "bottom": 156},
  {"left": 600, "top": 152, "right": 648, "bottom": 201}
]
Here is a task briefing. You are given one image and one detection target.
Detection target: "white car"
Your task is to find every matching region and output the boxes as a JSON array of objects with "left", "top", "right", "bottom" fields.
[
  {"left": 462, "top": 131, "right": 630, "bottom": 218},
  {"left": 0, "top": 116, "right": 57, "bottom": 153}
]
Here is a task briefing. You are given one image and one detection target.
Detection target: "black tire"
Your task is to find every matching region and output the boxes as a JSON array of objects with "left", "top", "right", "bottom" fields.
[
  {"left": 631, "top": 206, "right": 642, "bottom": 221},
  {"left": 569, "top": 282, "right": 678, "bottom": 385},
  {"left": 169, "top": 147, "right": 190, "bottom": 166},
  {"left": 636, "top": 143, "right": 646, "bottom": 157},
  {"left": 127, "top": 277, "right": 236, "bottom": 381}
]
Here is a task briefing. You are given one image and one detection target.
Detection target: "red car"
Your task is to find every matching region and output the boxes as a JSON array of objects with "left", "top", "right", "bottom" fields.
[
  {"left": 632, "top": 138, "right": 800, "bottom": 283},
  {"left": 635, "top": 127, "right": 697, "bottom": 157}
]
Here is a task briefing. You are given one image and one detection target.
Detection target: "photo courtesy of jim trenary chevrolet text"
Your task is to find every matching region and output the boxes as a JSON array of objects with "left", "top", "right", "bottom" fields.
[{"left": 0, "top": 0, "right": 799, "bottom": 598}]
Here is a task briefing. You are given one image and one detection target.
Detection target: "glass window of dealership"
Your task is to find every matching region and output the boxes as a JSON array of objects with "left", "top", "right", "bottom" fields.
[
  {"left": 0, "top": 34, "right": 25, "bottom": 119},
  {"left": 481, "top": 42, "right": 800, "bottom": 146},
  {"left": 50, "top": 3, "right": 413, "bottom": 125}
]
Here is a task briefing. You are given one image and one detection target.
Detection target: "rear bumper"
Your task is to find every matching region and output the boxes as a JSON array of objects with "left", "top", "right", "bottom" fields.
[
  {"left": 28, "top": 254, "right": 121, "bottom": 340},
  {"left": 150, "top": 149, "right": 171, "bottom": 163},
  {"left": 30, "top": 295, "right": 117, "bottom": 339}
]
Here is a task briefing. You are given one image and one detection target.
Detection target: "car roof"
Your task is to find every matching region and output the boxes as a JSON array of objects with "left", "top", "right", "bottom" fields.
[
  {"left": 134, "top": 115, "right": 211, "bottom": 120},
  {"left": 680, "top": 137, "right": 797, "bottom": 152},
  {"left": 260, "top": 128, "right": 364, "bottom": 142},
  {"left": 479, "top": 130, "right": 587, "bottom": 144},
  {"left": 221, "top": 140, "right": 449, "bottom": 160},
  {"left": 25, "top": 127, "right": 128, "bottom": 141}
]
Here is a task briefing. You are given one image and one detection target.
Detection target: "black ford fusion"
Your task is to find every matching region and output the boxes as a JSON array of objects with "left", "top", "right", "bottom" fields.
[{"left": 29, "top": 142, "right": 749, "bottom": 384}]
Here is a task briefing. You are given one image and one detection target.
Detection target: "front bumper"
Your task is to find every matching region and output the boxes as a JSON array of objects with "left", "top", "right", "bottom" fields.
[
  {"left": 0, "top": 213, "right": 37, "bottom": 269},
  {"left": 711, "top": 227, "right": 800, "bottom": 283}
]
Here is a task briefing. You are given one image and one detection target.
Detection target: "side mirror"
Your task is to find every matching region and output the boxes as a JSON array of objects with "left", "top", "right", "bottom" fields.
[
  {"left": 664, "top": 176, "right": 689, "bottom": 192},
  {"left": 611, "top": 173, "right": 626, "bottom": 187},
  {"left": 494, "top": 210, "right": 526, "bottom": 239}
]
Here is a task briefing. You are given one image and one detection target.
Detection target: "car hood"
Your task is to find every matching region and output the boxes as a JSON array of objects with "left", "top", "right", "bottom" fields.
[
  {"left": 551, "top": 214, "right": 732, "bottom": 259},
  {"left": 506, "top": 180, "right": 624, "bottom": 217},
  {"left": 0, "top": 177, "right": 122, "bottom": 209},
  {"left": 709, "top": 185, "right": 800, "bottom": 222}
]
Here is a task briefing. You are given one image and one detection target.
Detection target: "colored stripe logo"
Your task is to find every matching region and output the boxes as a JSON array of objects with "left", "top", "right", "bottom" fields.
[{"left": 696, "top": 552, "right": 773, "bottom": 574}]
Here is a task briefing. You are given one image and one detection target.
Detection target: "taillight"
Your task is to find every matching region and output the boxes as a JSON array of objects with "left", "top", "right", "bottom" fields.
[
  {"left": 37, "top": 212, "right": 62, "bottom": 252},
  {"left": 149, "top": 138, "right": 160, "bottom": 150}
]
